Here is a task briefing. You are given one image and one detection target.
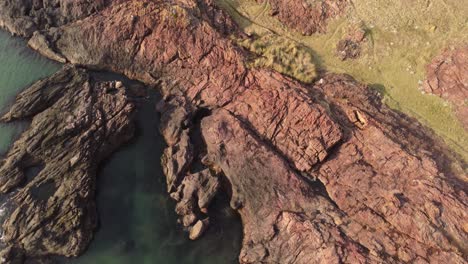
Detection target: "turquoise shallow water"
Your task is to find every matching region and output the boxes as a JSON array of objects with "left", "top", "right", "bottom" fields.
[
  {"left": 0, "top": 30, "right": 242, "bottom": 263},
  {"left": 0, "top": 30, "right": 60, "bottom": 154}
]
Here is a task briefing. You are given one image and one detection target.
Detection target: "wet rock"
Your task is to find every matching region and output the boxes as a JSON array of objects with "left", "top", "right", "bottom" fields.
[
  {"left": 189, "top": 218, "right": 209, "bottom": 240},
  {"left": 0, "top": 66, "right": 135, "bottom": 261},
  {"left": 336, "top": 39, "right": 361, "bottom": 60},
  {"left": 173, "top": 169, "right": 220, "bottom": 227},
  {"left": 28, "top": 31, "right": 67, "bottom": 63},
  {"left": 423, "top": 46, "right": 468, "bottom": 129},
  {"left": 0, "top": 246, "right": 24, "bottom": 264}
]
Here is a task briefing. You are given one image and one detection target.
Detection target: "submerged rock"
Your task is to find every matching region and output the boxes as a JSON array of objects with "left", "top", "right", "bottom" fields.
[{"left": 0, "top": 66, "right": 135, "bottom": 261}]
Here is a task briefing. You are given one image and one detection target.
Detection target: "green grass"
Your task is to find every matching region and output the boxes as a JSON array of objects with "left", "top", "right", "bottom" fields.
[{"left": 217, "top": 0, "right": 468, "bottom": 161}]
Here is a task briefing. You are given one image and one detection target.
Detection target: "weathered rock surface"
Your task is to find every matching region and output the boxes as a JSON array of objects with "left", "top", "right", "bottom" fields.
[
  {"left": 0, "top": 66, "right": 135, "bottom": 261},
  {"left": 423, "top": 46, "right": 468, "bottom": 129},
  {"left": 314, "top": 74, "right": 467, "bottom": 263},
  {"left": 27, "top": 31, "right": 67, "bottom": 63},
  {"left": 0, "top": 0, "right": 116, "bottom": 37},
  {"left": 171, "top": 169, "right": 220, "bottom": 228},
  {"left": 257, "top": 0, "right": 348, "bottom": 35},
  {"left": 189, "top": 218, "right": 209, "bottom": 240},
  {"left": 0, "top": 0, "right": 466, "bottom": 263},
  {"left": 201, "top": 109, "right": 384, "bottom": 263},
  {"left": 336, "top": 28, "right": 366, "bottom": 60}
]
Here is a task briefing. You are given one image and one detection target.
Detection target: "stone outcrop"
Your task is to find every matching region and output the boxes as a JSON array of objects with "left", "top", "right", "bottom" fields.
[
  {"left": 0, "top": 66, "right": 135, "bottom": 261},
  {"left": 171, "top": 169, "right": 219, "bottom": 228},
  {"left": 0, "top": 0, "right": 117, "bottom": 37},
  {"left": 0, "top": 0, "right": 466, "bottom": 263},
  {"left": 201, "top": 109, "right": 383, "bottom": 263},
  {"left": 336, "top": 28, "right": 367, "bottom": 60},
  {"left": 257, "top": 0, "right": 348, "bottom": 35},
  {"left": 423, "top": 46, "right": 468, "bottom": 129},
  {"left": 314, "top": 74, "right": 467, "bottom": 263}
]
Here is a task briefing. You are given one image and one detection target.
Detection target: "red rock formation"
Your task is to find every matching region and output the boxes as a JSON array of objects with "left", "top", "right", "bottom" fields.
[
  {"left": 225, "top": 70, "right": 342, "bottom": 171},
  {"left": 201, "top": 109, "right": 382, "bottom": 263},
  {"left": 0, "top": 0, "right": 466, "bottom": 263},
  {"left": 315, "top": 74, "right": 468, "bottom": 263},
  {"left": 423, "top": 46, "right": 468, "bottom": 129},
  {"left": 258, "top": 0, "right": 348, "bottom": 35}
]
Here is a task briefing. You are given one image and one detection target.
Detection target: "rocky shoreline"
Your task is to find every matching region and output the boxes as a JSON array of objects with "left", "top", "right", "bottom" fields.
[
  {"left": 0, "top": 0, "right": 466, "bottom": 263},
  {"left": 0, "top": 66, "right": 135, "bottom": 262}
]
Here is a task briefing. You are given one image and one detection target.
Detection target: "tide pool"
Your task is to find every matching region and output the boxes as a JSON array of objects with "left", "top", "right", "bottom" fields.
[{"left": 69, "top": 86, "right": 242, "bottom": 264}]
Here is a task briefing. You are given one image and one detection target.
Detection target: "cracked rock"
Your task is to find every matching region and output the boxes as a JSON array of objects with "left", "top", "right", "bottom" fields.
[{"left": 0, "top": 66, "right": 135, "bottom": 261}]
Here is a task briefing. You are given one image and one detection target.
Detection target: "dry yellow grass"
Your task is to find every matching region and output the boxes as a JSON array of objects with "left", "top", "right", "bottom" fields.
[{"left": 238, "top": 34, "right": 317, "bottom": 83}]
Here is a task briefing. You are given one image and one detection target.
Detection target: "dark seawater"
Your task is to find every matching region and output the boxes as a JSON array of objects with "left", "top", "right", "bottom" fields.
[
  {"left": 0, "top": 30, "right": 242, "bottom": 264},
  {"left": 69, "top": 88, "right": 242, "bottom": 264}
]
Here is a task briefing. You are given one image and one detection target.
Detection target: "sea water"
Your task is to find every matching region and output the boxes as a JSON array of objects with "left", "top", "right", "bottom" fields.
[{"left": 0, "top": 30, "right": 60, "bottom": 154}]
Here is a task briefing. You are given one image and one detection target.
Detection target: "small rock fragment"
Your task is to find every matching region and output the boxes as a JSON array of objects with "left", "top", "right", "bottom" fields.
[
  {"left": 69, "top": 154, "right": 80, "bottom": 167},
  {"left": 354, "top": 110, "right": 368, "bottom": 127},
  {"left": 189, "top": 218, "right": 209, "bottom": 240},
  {"left": 115, "top": 81, "right": 124, "bottom": 89}
]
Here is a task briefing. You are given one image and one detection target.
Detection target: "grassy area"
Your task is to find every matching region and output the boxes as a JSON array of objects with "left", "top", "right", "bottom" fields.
[
  {"left": 216, "top": 0, "right": 468, "bottom": 161},
  {"left": 237, "top": 34, "right": 317, "bottom": 83}
]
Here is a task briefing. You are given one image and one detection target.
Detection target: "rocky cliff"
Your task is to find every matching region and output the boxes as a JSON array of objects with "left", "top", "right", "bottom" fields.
[{"left": 0, "top": 0, "right": 466, "bottom": 263}]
